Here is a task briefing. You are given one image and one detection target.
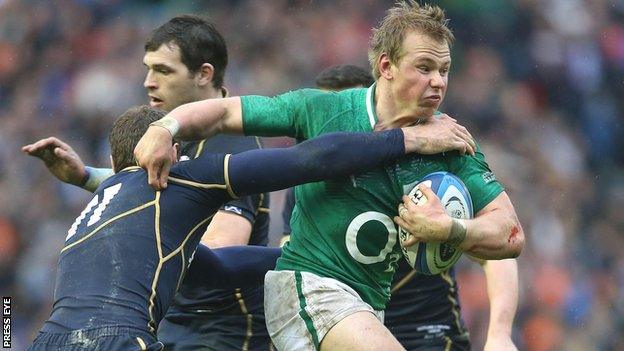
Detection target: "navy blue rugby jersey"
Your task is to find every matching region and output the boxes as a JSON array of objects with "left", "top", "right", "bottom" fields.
[{"left": 43, "top": 151, "right": 233, "bottom": 335}]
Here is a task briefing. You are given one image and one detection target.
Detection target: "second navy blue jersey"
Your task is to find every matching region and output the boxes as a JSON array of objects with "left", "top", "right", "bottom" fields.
[
  {"left": 173, "top": 135, "right": 270, "bottom": 314},
  {"left": 43, "top": 151, "right": 233, "bottom": 335},
  {"left": 385, "top": 260, "right": 470, "bottom": 347}
]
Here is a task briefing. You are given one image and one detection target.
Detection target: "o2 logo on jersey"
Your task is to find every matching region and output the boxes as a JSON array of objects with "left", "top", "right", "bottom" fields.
[
  {"left": 345, "top": 211, "right": 398, "bottom": 271},
  {"left": 66, "top": 183, "right": 122, "bottom": 241}
]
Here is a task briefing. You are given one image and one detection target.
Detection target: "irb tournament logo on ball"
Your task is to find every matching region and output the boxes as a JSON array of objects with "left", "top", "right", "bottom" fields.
[{"left": 399, "top": 172, "right": 473, "bottom": 275}]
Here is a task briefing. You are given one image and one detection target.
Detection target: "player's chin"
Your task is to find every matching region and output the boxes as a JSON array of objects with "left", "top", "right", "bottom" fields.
[{"left": 415, "top": 105, "right": 438, "bottom": 118}]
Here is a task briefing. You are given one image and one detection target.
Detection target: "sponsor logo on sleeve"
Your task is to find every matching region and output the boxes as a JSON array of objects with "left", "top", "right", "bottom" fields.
[
  {"left": 224, "top": 206, "right": 243, "bottom": 215},
  {"left": 482, "top": 172, "right": 496, "bottom": 184}
]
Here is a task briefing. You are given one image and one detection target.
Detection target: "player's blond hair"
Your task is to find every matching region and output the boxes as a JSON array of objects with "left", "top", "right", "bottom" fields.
[{"left": 368, "top": 1, "right": 454, "bottom": 79}]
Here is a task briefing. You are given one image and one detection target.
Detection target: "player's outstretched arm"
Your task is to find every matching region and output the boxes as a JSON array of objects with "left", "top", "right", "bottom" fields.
[
  {"left": 482, "top": 259, "right": 519, "bottom": 351},
  {"left": 185, "top": 244, "right": 281, "bottom": 289},
  {"left": 22, "top": 137, "right": 113, "bottom": 192},
  {"left": 135, "top": 95, "right": 477, "bottom": 190},
  {"left": 395, "top": 186, "right": 524, "bottom": 259},
  {"left": 227, "top": 129, "right": 408, "bottom": 196}
]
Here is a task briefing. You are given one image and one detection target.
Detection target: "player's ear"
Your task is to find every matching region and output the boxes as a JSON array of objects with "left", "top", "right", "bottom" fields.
[
  {"left": 378, "top": 53, "right": 393, "bottom": 80},
  {"left": 197, "top": 63, "right": 215, "bottom": 87},
  {"left": 171, "top": 143, "right": 180, "bottom": 163}
]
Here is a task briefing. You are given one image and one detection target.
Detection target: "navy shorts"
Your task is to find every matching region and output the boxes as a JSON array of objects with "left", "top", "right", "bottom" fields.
[
  {"left": 158, "top": 313, "right": 272, "bottom": 351},
  {"left": 28, "top": 326, "right": 164, "bottom": 351}
]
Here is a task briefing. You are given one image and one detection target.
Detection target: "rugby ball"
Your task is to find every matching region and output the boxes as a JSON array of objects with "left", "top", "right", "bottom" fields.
[{"left": 399, "top": 172, "right": 473, "bottom": 275}]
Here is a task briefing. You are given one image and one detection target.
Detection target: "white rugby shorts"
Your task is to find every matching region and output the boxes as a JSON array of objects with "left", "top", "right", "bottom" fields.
[{"left": 264, "top": 270, "right": 384, "bottom": 351}]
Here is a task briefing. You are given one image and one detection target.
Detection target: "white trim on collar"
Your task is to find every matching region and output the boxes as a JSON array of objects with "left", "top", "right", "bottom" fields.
[{"left": 365, "top": 83, "right": 376, "bottom": 130}]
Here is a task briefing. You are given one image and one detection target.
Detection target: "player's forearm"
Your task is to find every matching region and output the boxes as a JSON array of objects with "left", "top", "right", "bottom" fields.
[
  {"left": 166, "top": 97, "right": 242, "bottom": 140},
  {"left": 229, "top": 129, "right": 405, "bottom": 196},
  {"left": 186, "top": 244, "right": 281, "bottom": 289},
  {"left": 458, "top": 210, "right": 524, "bottom": 259},
  {"left": 483, "top": 259, "right": 518, "bottom": 337}
]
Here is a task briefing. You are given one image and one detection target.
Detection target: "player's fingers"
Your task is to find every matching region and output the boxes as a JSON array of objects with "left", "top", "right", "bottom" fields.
[
  {"left": 418, "top": 184, "right": 437, "bottom": 201},
  {"left": 147, "top": 161, "right": 163, "bottom": 190},
  {"left": 393, "top": 216, "right": 410, "bottom": 232},
  {"left": 158, "top": 159, "right": 171, "bottom": 189},
  {"left": 404, "top": 195, "right": 422, "bottom": 210},
  {"left": 454, "top": 126, "right": 476, "bottom": 155},
  {"left": 403, "top": 194, "right": 420, "bottom": 211},
  {"left": 54, "top": 147, "right": 72, "bottom": 161},
  {"left": 455, "top": 141, "right": 466, "bottom": 156},
  {"left": 400, "top": 231, "right": 419, "bottom": 247},
  {"left": 398, "top": 203, "right": 409, "bottom": 219},
  {"left": 22, "top": 139, "right": 50, "bottom": 154},
  {"left": 438, "top": 113, "right": 457, "bottom": 123}
]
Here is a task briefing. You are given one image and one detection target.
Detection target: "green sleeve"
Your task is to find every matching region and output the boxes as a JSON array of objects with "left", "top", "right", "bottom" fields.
[
  {"left": 240, "top": 89, "right": 331, "bottom": 139},
  {"left": 451, "top": 144, "right": 504, "bottom": 213}
]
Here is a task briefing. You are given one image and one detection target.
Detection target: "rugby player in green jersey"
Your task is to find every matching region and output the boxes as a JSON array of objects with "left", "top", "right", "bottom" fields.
[
  {"left": 279, "top": 64, "right": 519, "bottom": 351},
  {"left": 134, "top": 2, "right": 525, "bottom": 350}
]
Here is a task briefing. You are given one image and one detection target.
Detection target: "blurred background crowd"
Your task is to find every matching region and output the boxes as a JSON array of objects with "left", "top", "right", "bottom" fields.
[{"left": 1, "top": 0, "right": 623, "bottom": 350}]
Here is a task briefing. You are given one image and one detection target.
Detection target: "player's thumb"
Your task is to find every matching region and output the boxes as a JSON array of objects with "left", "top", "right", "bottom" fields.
[{"left": 54, "top": 147, "right": 70, "bottom": 160}]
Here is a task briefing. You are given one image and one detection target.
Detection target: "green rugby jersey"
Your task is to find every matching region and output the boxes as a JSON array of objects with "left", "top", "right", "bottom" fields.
[{"left": 241, "top": 85, "right": 503, "bottom": 309}]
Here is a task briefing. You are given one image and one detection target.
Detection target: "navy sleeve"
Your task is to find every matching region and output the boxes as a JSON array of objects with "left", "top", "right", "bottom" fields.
[
  {"left": 186, "top": 244, "right": 281, "bottom": 288},
  {"left": 228, "top": 129, "right": 405, "bottom": 196},
  {"left": 281, "top": 188, "right": 295, "bottom": 235}
]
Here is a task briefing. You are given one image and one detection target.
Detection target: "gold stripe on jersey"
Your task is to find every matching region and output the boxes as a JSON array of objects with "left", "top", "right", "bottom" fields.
[
  {"left": 234, "top": 288, "right": 253, "bottom": 351},
  {"left": 390, "top": 270, "right": 417, "bottom": 293},
  {"left": 167, "top": 176, "right": 227, "bottom": 190},
  {"left": 193, "top": 139, "right": 207, "bottom": 159},
  {"left": 253, "top": 193, "right": 267, "bottom": 217},
  {"left": 136, "top": 336, "right": 147, "bottom": 350},
  {"left": 162, "top": 215, "right": 214, "bottom": 262},
  {"left": 147, "top": 191, "right": 215, "bottom": 331},
  {"left": 61, "top": 200, "right": 157, "bottom": 253},
  {"left": 176, "top": 248, "right": 186, "bottom": 292},
  {"left": 244, "top": 314, "right": 253, "bottom": 351},
  {"left": 147, "top": 191, "right": 164, "bottom": 333},
  {"left": 440, "top": 271, "right": 463, "bottom": 332},
  {"left": 443, "top": 336, "right": 452, "bottom": 351},
  {"left": 223, "top": 154, "right": 238, "bottom": 198}
]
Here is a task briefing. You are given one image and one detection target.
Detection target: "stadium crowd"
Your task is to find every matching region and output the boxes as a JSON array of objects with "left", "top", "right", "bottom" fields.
[{"left": 1, "top": 0, "right": 623, "bottom": 350}]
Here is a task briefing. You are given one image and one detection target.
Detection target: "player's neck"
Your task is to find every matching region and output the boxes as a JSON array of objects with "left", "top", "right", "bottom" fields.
[
  {"left": 374, "top": 85, "right": 416, "bottom": 131},
  {"left": 203, "top": 86, "right": 228, "bottom": 100}
]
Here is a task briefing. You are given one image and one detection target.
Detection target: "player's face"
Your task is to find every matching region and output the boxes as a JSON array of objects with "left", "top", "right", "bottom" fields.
[
  {"left": 143, "top": 43, "right": 203, "bottom": 112},
  {"left": 390, "top": 31, "right": 451, "bottom": 118}
]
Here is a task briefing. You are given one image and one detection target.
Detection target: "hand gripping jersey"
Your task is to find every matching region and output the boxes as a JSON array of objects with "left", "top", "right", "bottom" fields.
[{"left": 241, "top": 84, "right": 503, "bottom": 309}]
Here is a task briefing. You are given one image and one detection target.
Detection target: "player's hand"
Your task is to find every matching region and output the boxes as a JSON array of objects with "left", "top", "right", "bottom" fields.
[
  {"left": 484, "top": 333, "right": 518, "bottom": 351},
  {"left": 134, "top": 126, "right": 174, "bottom": 190},
  {"left": 402, "top": 114, "right": 476, "bottom": 156},
  {"left": 393, "top": 185, "right": 452, "bottom": 247},
  {"left": 22, "top": 137, "right": 88, "bottom": 186}
]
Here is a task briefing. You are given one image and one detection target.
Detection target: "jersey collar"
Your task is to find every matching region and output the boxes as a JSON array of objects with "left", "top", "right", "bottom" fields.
[
  {"left": 365, "top": 83, "right": 379, "bottom": 130},
  {"left": 120, "top": 165, "right": 141, "bottom": 173}
]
